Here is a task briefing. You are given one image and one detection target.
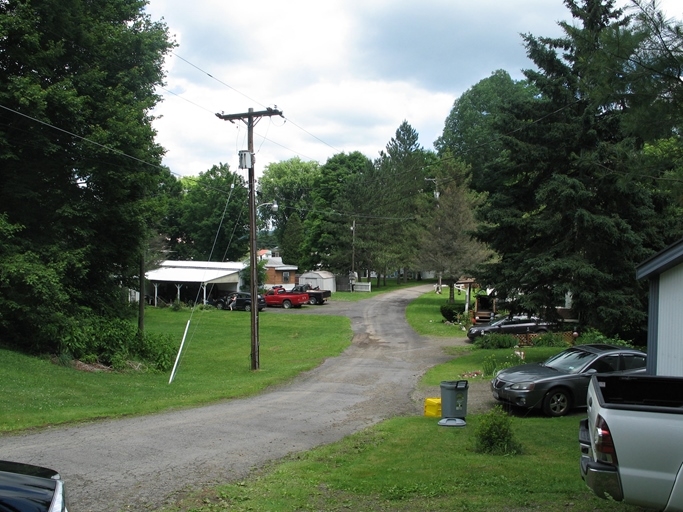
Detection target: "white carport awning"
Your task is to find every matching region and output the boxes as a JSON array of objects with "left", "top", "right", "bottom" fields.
[
  {"left": 145, "top": 267, "right": 239, "bottom": 284},
  {"left": 145, "top": 261, "right": 244, "bottom": 284}
]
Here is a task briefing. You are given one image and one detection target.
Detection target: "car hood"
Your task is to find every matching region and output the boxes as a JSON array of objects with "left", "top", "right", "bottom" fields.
[{"left": 495, "top": 363, "right": 566, "bottom": 383}]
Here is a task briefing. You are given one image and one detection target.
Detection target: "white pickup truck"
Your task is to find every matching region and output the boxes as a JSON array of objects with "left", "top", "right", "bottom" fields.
[{"left": 579, "top": 374, "right": 683, "bottom": 511}]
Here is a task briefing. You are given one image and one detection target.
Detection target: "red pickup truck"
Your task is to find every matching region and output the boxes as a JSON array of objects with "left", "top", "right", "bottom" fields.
[{"left": 264, "top": 288, "right": 309, "bottom": 309}]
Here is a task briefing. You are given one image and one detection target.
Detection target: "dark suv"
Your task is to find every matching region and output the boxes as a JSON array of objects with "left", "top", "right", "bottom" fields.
[
  {"left": 467, "top": 315, "right": 552, "bottom": 341},
  {"left": 215, "top": 292, "right": 266, "bottom": 311},
  {"left": 0, "top": 460, "right": 69, "bottom": 511}
]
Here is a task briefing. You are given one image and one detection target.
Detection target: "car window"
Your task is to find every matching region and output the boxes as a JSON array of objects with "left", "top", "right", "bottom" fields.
[
  {"left": 587, "top": 355, "right": 619, "bottom": 373},
  {"left": 544, "top": 348, "right": 596, "bottom": 373},
  {"left": 622, "top": 354, "right": 646, "bottom": 370}
]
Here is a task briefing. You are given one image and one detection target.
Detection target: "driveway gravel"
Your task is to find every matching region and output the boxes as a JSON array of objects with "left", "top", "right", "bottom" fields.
[{"left": 1, "top": 284, "right": 495, "bottom": 511}]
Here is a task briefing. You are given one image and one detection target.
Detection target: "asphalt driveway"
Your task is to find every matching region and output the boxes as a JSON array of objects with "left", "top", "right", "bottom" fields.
[{"left": 1, "top": 285, "right": 475, "bottom": 511}]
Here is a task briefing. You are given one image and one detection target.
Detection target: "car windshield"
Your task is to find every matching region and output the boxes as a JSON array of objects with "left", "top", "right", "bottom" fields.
[
  {"left": 489, "top": 317, "right": 510, "bottom": 327},
  {"left": 544, "top": 348, "right": 596, "bottom": 374}
]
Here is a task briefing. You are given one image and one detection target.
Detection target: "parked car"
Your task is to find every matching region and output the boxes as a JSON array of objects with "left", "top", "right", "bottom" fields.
[
  {"left": 490, "top": 344, "right": 647, "bottom": 417},
  {"left": 467, "top": 315, "right": 553, "bottom": 341},
  {"left": 0, "top": 460, "right": 69, "bottom": 511},
  {"left": 212, "top": 292, "right": 265, "bottom": 311}
]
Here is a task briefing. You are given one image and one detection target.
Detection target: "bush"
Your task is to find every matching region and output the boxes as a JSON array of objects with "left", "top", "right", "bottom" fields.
[
  {"left": 474, "top": 333, "right": 517, "bottom": 349},
  {"left": 60, "top": 315, "right": 176, "bottom": 371},
  {"left": 532, "top": 332, "right": 568, "bottom": 347},
  {"left": 482, "top": 352, "right": 525, "bottom": 377},
  {"left": 474, "top": 405, "right": 523, "bottom": 455},
  {"left": 574, "top": 328, "right": 634, "bottom": 348},
  {"left": 440, "top": 303, "right": 461, "bottom": 323}
]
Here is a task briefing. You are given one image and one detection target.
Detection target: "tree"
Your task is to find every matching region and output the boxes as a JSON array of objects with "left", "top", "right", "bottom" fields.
[
  {"left": 471, "top": 0, "right": 682, "bottom": 341},
  {"left": 165, "top": 164, "right": 250, "bottom": 262},
  {"left": 302, "top": 152, "right": 373, "bottom": 272},
  {"left": 279, "top": 213, "right": 305, "bottom": 270},
  {"left": 257, "top": 157, "right": 320, "bottom": 245},
  {"left": 417, "top": 155, "right": 492, "bottom": 302},
  {"left": 239, "top": 259, "right": 267, "bottom": 291},
  {"left": 373, "top": 121, "right": 433, "bottom": 283},
  {"left": 0, "top": 0, "right": 174, "bottom": 353},
  {"left": 435, "top": 70, "right": 537, "bottom": 185}
]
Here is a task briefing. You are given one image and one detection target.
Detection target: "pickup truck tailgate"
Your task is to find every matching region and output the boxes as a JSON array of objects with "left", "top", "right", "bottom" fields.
[{"left": 583, "top": 375, "right": 683, "bottom": 511}]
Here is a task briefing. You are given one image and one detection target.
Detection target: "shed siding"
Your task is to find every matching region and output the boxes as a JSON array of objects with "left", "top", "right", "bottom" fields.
[{"left": 657, "top": 264, "right": 683, "bottom": 376}]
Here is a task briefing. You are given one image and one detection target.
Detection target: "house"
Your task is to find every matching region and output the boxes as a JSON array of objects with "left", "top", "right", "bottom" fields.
[
  {"left": 263, "top": 257, "right": 298, "bottom": 290},
  {"left": 636, "top": 238, "right": 683, "bottom": 377},
  {"left": 145, "top": 260, "right": 244, "bottom": 306}
]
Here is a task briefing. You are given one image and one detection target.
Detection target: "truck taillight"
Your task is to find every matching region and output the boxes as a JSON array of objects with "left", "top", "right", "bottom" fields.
[{"left": 594, "top": 414, "right": 619, "bottom": 465}]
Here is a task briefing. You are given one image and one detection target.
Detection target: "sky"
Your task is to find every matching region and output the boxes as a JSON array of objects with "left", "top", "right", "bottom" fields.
[{"left": 144, "top": 0, "right": 681, "bottom": 179}]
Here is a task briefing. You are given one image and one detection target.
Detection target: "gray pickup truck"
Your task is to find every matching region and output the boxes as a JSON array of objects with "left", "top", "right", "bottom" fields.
[{"left": 579, "top": 374, "right": 683, "bottom": 510}]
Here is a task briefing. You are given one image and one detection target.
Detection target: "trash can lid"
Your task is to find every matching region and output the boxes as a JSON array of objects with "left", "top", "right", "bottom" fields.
[{"left": 440, "top": 380, "right": 469, "bottom": 389}]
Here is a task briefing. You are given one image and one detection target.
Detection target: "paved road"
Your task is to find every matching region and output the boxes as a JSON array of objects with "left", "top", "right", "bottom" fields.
[{"left": 1, "top": 285, "right": 460, "bottom": 511}]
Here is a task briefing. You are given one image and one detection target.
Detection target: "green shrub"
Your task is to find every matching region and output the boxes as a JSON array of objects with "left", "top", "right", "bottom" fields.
[
  {"left": 574, "top": 328, "right": 634, "bottom": 348},
  {"left": 474, "top": 405, "right": 523, "bottom": 455},
  {"left": 456, "top": 312, "right": 473, "bottom": 329},
  {"left": 482, "top": 354, "right": 498, "bottom": 376},
  {"left": 440, "top": 303, "right": 461, "bottom": 323},
  {"left": 60, "top": 315, "right": 176, "bottom": 371},
  {"left": 532, "top": 332, "right": 568, "bottom": 347},
  {"left": 482, "top": 352, "right": 525, "bottom": 377},
  {"left": 474, "top": 333, "right": 517, "bottom": 349}
]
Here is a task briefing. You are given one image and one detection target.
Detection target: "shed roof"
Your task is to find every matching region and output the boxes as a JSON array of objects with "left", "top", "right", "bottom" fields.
[
  {"left": 636, "top": 238, "right": 683, "bottom": 280},
  {"left": 300, "top": 270, "right": 335, "bottom": 279},
  {"left": 146, "top": 260, "right": 244, "bottom": 284}
]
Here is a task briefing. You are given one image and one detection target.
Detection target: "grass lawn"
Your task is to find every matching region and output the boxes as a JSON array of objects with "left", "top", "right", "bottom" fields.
[
  {"left": 159, "top": 412, "right": 643, "bottom": 512},
  {"left": 0, "top": 307, "right": 351, "bottom": 433}
]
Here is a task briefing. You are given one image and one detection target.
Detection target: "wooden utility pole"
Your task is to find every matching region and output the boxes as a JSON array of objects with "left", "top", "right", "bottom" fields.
[{"left": 216, "top": 107, "right": 283, "bottom": 370}]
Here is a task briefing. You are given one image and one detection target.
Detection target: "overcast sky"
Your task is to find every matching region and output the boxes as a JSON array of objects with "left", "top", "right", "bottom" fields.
[{"left": 144, "top": 0, "right": 681, "bottom": 179}]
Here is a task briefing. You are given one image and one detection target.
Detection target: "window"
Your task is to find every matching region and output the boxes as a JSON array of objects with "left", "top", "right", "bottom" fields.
[
  {"left": 588, "top": 355, "right": 620, "bottom": 373},
  {"left": 622, "top": 354, "right": 646, "bottom": 371},
  {"left": 283, "top": 271, "right": 290, "bottom": 283}
]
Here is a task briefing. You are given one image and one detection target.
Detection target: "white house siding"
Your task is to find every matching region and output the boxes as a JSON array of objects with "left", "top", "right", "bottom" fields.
[{"left": 657, "top": 264, "right": 683, "bottom": 376}]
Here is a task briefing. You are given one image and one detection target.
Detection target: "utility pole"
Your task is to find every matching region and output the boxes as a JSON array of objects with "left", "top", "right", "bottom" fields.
[{"left": 216, "top": 107, "right": 283, "bottom": 371}]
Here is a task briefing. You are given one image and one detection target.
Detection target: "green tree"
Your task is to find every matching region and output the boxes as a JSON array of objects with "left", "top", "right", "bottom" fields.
[
  {"left": 257, "top": 157, "right": 320, "bottom": 245},
  {"left": 417, "top": 155, "right": 492, "bottom": 302},
  {"left": 472, "top": 0, "right": 681, "bottom": 341},
  {"left": 0, "top": 0, "right": 174, "bottom": 353},
  {"left": 166, "top": 164, "right": 250, "bottom": 262},
  {"left": 435, "top": 70, "right": 537, "bottom": 185},
  {"left": 373, "top": 121, "right": 433, "bottom": 283},
  {"left": 302, "top": 152, "right": 373, "bottom": 272},
  {"left": 279, "top": 213, "right": 305, "bottom": 270}
]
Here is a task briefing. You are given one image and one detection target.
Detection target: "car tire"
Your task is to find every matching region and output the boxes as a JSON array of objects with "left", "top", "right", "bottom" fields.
[
  {"left": 543, "top": 388, "right": 571, "bottom": 417},
  {"left": 216, "top": 302, "right": 224, "bottom": 310},
  {"left": 308, "top": 297, "right": 317, "bottom": 305},
  {"left": 283, "top": 300, "right": 292, "bottom": 309},
  {"left": 245, "top": 304, "right": 251, "bottom": 312}
]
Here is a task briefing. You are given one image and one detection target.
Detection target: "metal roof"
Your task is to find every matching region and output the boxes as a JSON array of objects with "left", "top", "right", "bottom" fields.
[
  {"left": 636, "top": 238, "right": 683, "bottom": 280},
  {"left": 146, "top": 261, "right": 244, "bottom": 284}
]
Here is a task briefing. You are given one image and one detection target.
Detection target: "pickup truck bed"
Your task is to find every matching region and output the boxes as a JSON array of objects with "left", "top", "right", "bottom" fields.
[{"left": 580, "top": 374, "right": 683, "bottom": 511}]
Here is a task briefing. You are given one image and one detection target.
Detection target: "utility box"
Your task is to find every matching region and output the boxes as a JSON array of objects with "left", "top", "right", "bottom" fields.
[
  {"left": 439, "top": 380, "right": 468, "bottom": 427},
  {"left": 423, "top": 397, "right": 441, "bottom": 417}
]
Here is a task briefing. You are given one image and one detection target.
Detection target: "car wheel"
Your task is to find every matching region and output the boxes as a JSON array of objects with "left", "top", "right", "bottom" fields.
[
  {"left": 283, "top": 300, "right": 292, "bottom": 309},
  {"left": 245, "top": 304, "right": 251, "bottom": 312},
  {"left": 216, "top": 302, "right": 224, "bottom": 310},
  {"left": 308, "top": 297, "right": 317, "bottom": 305},
  {"left": 543, "top": 388, "right": 571, "bottom": 417}
]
